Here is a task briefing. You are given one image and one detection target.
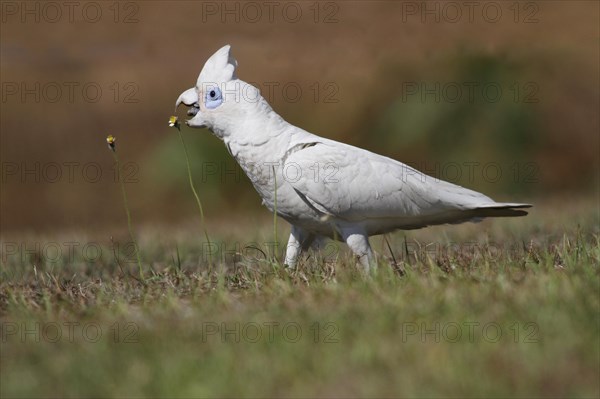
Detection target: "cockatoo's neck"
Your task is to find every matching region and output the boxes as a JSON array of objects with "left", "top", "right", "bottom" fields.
[{"left": 213, "top": 92, "right": 292, "bottom": 149}]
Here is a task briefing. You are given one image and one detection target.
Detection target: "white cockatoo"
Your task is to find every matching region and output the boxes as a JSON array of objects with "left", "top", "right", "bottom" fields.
[{"left": 176, "top": 45, "right": 531, "bottom": 271}]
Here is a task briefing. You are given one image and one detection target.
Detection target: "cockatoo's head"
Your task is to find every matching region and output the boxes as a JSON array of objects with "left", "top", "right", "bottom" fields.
[{"left": 175, "top": 45, "right": 267, "bottom": 138}]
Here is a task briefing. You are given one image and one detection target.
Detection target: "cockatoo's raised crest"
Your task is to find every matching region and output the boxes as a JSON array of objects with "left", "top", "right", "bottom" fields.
[
  {"left": 197, "top": 44, "right": 238, "bottom": 86},
  {"left": 175, "top": 45, "right": 532, "bottom": 272}
]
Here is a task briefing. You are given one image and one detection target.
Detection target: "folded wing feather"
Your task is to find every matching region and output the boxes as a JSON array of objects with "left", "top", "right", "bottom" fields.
[{"left": 284, "top": 142, "right": 530, "bottom": 224}]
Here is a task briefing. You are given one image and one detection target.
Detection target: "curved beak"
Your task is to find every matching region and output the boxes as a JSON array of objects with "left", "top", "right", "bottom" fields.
[{"left": 175, "top": 87, "right": 199, "bottom": 113}]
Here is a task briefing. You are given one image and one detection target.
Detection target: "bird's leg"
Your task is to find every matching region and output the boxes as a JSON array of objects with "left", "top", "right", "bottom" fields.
[
  {"left": 284, "top": 225, "right": 314, "bottom": 269},
  {"left": 341, "top": 230, "right": 375, "bottom": 273}
]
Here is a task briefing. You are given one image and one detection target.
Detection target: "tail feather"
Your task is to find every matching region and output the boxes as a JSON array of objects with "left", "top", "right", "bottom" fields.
[
  {"left": 471, "top": 203, "right": 532, "bottom": 218},
  {"left": 384, "top": 203, "right": 532, "bottom": 231}
]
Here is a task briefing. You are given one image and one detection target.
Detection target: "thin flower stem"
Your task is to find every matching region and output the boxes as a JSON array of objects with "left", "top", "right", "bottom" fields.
[
  {"left": 112, "top": 151, "right": 144, "bottom": 281},
  {"left": 176, "top": 128, "right": 213, "bottom": 266},
  {"left": 272, "top": 165, "right": 278, "bottom": 263}
]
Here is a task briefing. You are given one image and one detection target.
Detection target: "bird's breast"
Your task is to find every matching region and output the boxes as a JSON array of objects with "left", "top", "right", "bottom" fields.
[{"left": 226, "top": 140, "right": 322, "bottom": 222}]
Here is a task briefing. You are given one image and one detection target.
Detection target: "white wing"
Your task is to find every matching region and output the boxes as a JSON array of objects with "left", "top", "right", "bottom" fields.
[{"left": 284, "top": 141, "right": 530, "bottom": 226}]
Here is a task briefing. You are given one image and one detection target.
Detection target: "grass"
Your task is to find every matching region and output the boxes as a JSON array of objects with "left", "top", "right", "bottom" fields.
[{"left": 1, "top": 198, "right": 599, "bottom": 398}]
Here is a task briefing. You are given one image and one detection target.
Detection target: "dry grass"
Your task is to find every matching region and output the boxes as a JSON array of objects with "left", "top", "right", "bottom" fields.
[{"left": 1, "top": 198, "right": 598, "bottom": 398}]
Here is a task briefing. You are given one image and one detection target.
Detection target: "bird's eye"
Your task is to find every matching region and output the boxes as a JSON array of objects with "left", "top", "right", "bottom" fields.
[{"left": 205, "top": 87, "right": 222, "bottom": 109}]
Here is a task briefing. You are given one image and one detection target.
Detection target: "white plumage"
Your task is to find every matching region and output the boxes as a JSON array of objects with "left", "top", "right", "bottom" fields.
[{"left": 176, "top": 45, "right": 531, "bottom": 271}]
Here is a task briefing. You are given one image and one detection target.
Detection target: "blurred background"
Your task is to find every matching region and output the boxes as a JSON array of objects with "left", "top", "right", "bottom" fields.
[{"left": 1, "top": 0, "right": 598, "bottom": 234}]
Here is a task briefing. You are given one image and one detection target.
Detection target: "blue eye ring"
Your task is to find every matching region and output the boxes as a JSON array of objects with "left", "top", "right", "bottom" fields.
[{"left": 205, "top": 87, "right": 223, "bottom": 109}]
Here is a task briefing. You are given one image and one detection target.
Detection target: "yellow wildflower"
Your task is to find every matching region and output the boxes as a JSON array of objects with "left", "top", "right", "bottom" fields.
[{"left": 106, "top": 135, "right": 116, "bottom": 151}]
